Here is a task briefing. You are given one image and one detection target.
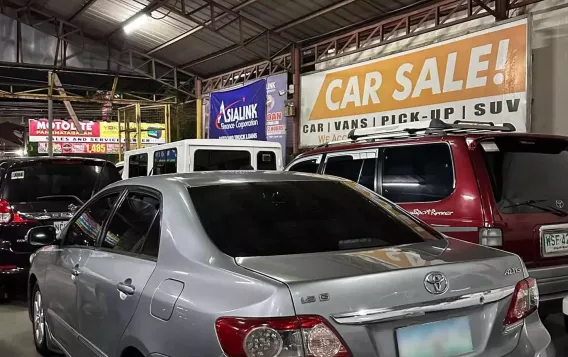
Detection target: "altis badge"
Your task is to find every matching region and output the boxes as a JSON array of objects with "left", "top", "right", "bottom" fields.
[{"left": 504, "top": 267, "right": 522, "bottom": 276}]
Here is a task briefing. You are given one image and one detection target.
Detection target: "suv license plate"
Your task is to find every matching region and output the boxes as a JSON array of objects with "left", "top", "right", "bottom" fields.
[
  {"left": 53, "top": 221, "right": 67, "bottom": 234},
  {"left": 396, "top": 316, "right": 473, "bottom": 357},
  {"left": 542, "top": 232, "right": 568, "bottom": 257}
]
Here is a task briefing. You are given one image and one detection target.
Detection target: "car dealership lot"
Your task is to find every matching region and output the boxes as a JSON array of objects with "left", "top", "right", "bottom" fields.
[{"left": 1, "top": 300, "right": 567, "bottom": 357}]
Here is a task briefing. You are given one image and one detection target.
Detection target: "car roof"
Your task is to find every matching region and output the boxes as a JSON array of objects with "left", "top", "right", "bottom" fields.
[
  {"left": 0, "top": 156, "right": 110, "bottom": 166},
  {"left": 112, "top": 171, "right": 339, "bottom": 189},
  {"left": 297, "top": 131, "right": 568, "bottom": 158}
]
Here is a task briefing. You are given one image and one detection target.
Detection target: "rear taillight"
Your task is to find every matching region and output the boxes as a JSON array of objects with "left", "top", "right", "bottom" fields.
[
  {"left": 479, "top": 227, "right": 503, "bottom": 246},
  {"left": 215, "top": 315, "right": 351, "bottom": 357},
  {"left": 504, "top": 278, "right": 539, "bottom": 328},
  {"left": 0, "top": 265, "right": 17, "bottom": 270},
  {"left": 0, "top": 199, "right": 36, "bottom": 224}
]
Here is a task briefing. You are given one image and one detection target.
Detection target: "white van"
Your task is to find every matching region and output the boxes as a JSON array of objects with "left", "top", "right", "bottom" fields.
[{"left": 122, "top": 139, "right": 282, "bottom": 179}]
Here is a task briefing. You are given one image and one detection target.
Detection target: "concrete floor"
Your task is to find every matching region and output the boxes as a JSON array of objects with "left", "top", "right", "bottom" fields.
[{"left": 1, "top": 301, "right": 567, "bottom": 357}]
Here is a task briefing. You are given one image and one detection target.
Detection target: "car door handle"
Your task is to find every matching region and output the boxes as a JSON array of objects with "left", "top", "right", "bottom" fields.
[
  {"left": 117, "top": 280, "right": 135, "bottom": 296},
  {"left": 71, "top": 265, "right": 80, "bottom": 279}
]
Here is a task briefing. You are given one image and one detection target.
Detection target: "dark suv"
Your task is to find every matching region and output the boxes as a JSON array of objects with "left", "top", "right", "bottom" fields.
[
  {"left": 0, "top": 157, "right": 120, "bottom": 299},
  {"left": 287, "top": 119, "right": 568, "bottom": 317}
]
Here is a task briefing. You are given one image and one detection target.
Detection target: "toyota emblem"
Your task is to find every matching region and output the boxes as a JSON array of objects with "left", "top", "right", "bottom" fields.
[
  {"left": 556, "top": 200, "right": 565, "bottom": 209},
  {"left": 424, "top": 272, "right": 449, "bottom": 295}
]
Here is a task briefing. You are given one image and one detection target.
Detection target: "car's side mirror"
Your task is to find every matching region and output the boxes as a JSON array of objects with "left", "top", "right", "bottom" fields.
[{"left": 26, "top": 226, "right": 57, "bottom": 246}]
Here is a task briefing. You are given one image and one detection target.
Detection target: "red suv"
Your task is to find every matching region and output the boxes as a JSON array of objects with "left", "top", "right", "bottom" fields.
[{"left": 286, "top": 119, "right": 568, "bottom": 318}]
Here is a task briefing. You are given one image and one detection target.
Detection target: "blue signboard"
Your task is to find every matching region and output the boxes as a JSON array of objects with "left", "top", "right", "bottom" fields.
[{"left": 209, "top": 79, "right": 267, "bottom": 140}]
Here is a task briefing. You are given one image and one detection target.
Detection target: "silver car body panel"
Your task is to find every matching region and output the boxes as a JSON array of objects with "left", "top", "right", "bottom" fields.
[{"left": 28, "top": 172, "right": 555, "bottom": 357}]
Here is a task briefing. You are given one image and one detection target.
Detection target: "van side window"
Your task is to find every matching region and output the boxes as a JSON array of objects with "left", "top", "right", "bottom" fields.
[
  {"left": 324, "top": 155, "right": 376, "bottom": 191},
  {"left": 382, "top": 144, "right": 454, "bottom": 203},
  {"left": 193, "top": 150, "right": 251, "bottom": 171},
  {"left": 287, "top": 157, "right": 320, "bottom": 174},
  {"left": 128, "top": 154, "right": 148, "bottom": 178},
  {"left": 257, "top": 151, "right": 277, "bottom": 170},
  {"left": 153, "top": 149, "right": 177, "bottom": 175}
]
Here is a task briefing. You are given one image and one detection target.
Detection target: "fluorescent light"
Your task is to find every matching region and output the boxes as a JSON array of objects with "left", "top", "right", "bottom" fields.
[
  {"left": 124, "top": 13, "right": 148, "bottom": 34},
  {"left": 14, "top": 149, "right": 24, "bottom": 156}
]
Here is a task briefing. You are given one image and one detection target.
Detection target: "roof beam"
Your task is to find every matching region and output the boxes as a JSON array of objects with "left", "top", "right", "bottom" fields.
[
  {"left": 273, "top": 0, "right": 357, "bottom": 33},
  {"left": 67, "top": 0, "right": 98, "bottom": 22},
  {"left": 178, "top": 0, "right": 361, "bottom": 72},
  {"left": 0, "top": 2, "right": 200, "bottom": 97},
  {"left": 146, "top": 0, "right": 259, "bottom": 54}
]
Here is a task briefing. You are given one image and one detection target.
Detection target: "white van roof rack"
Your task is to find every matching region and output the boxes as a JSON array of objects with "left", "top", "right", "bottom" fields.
[{"left": 316, "top": 119, "right": 516, "bottom": 148}]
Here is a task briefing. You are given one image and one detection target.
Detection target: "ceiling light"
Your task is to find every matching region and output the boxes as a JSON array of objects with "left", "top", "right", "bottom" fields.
[{"left": 124, "top": 13, "right": 148, "bottom": 34}]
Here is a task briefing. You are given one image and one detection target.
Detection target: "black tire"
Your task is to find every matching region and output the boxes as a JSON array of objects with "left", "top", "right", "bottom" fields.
[
  {"left": 31, "top": 284, "right": 54, "bottom": 356},
  {"left": 564, "top": 315, "right": 568, "bottom": 333}
]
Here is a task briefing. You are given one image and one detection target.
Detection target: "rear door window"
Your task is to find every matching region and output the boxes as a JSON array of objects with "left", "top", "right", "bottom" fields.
[
  {"left": 153, "top": 148, "right": 177, "bottom": 175},
  {"left": 287, "top": 156, "right": 321, "bottom": 173},
  {"left": 481, "top": 137, "right": 568, "bottom": 214},
  {"left": 324, "top": 151, "right": 377, "bottom": 190},
  {"left": 2, "top": 160, "right": 120, "bottom": 204},
  {"left": 128, "top": 154, "right": 148, "bottom": 178},
  {"left": 189, "top": 181, "right": 440, "bottom": 257},
  {"left": 257, "top": 151, "right": 277, "bottom": 170},
  {"left": 193, "top": 150, "right": 251, "bottom": 171},
  {"left": 381, "top": 144, "right": 454, "bottom": 203},
  {"left": 100, "top": 191, "right": 160, "bottom": 258}
]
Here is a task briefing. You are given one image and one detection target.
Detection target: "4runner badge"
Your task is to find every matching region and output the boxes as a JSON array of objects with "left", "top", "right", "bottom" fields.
[{"left": 504, "top": 267, "right": 522, "bottom": 276}]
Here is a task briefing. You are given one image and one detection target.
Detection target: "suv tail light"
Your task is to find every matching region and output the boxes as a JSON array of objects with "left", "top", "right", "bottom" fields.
[
  {"left": 479, "top": 227, "right": 502, "bottom": 246},
  {"left": 504, "top": 278, "right": 539, "bottom": 328},
  {"left": 0, "top": 199, "right": 37, "bottom": 224},
  {"left": 215, "top": 316, "right": 351, "bottom": 357}
]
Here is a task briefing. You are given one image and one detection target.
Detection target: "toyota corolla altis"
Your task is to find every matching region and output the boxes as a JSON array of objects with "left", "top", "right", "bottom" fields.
[{"left": 27, "top": 172, "right": 553, "bottom": 357}]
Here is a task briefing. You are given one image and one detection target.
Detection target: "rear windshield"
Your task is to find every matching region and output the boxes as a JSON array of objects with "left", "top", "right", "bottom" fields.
[
  {"left": 1, "top": 160, "right": 120, "bottom": 204},
  {"left": 482, "top": 137, "right": 568, "bottom": 214},
  {"left": 189, "top": 180, "right": 441, "bottom": 257}
]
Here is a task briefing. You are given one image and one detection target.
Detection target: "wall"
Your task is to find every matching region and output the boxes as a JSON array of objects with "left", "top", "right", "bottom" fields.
[{"left": 531, "top": 1, "right": 568, "bottom": 134}]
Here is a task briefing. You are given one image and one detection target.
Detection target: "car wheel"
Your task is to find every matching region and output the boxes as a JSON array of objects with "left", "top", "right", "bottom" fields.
[
  {"left": 32, "top": 284, "right": 54, "bottom": 356},
  {"left": 565, "top": 315, "right": 568, "bottom": 333}
]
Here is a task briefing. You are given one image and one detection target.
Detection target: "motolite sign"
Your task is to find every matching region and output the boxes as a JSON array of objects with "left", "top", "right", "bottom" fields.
[
  {"left": 29, "top": 119, "right": 99, "bottom": 138},
  {"left": 209, "top": 79, "right": 267, "bottom": 140},
  {"left": 300, "top": 19, "right": 528, "bottom": 147}
]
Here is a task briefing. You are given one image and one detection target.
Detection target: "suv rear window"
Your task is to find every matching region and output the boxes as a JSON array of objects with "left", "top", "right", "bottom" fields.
[
  {"left": 482, "top": 137, "right": 568, "bottom": 214},
  {"left": 1, "top": 160, "right": 120, "bottom": 204},
  {"left": 189, "top": 180, "right": 440, "bottom": 257}
]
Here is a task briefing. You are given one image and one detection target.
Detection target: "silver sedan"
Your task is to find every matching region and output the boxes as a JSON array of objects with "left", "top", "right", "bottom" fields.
[{"left": 26, "top": 172, "right": 554, "bottom": 357}]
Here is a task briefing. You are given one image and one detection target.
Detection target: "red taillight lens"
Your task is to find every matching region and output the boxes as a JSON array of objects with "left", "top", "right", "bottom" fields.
[
  {"left": 0, "top": 199, "right": 36, "bottom": 224},
  {"left": 215, "top": 316, "right": 351, "bottom": 357},
  {"left": 0, "top": 199, "right": 12, "bottom": 223},
  {"left": 0, "top": 265, "right": 17, "bottom": 270},
  {"left": 504, "top": 278, "right": 539, "bottom": 326}
]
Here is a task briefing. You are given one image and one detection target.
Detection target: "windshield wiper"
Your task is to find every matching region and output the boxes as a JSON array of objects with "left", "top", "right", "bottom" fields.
[
  {"left": 36, "top": 195, "right": 85, "bottom": 206},
  {"left": 503, "top": 199, "right": 568, "bottom": 217}
]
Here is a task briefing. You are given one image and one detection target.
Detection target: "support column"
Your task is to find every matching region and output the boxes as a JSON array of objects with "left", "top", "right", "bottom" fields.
[
  {"left": 292, "top": 46, "right": 301, "bottom": 154},
  {"left": 196, "top": 79, "right": 203, "bottom": 139},
  {"left": 47, "top": 71, "right": 54, "bottom": 157},
  {"left": 135, "top": 103, "right": 142, "bottom": 149}
]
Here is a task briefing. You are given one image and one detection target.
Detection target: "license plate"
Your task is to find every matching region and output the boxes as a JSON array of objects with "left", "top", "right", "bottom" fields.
[
  {"left": 53, "top": 221, "right": 67, "bottom": 234},
  {"left": 542, "top": 231, "right": 568, "bottom": 257},
  {"left": 396, "top": 316, "right": 473, "bottom": 357}
]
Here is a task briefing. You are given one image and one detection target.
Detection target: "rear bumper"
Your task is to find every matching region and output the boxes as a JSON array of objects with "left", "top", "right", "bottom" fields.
[
  {"left": 528, "top": 265, "right": 568, "bottom": 302},
  {"left": 0, "top": 248, "right": 31, "bottom": 292},
  {"left": 505, "top": 312, "right": 555, "bottom": 357}
]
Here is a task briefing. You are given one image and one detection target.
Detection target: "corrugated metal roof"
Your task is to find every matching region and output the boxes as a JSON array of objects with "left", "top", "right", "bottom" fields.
[{"left": 35, "top": 0, "right": 423, "bottom": 76}]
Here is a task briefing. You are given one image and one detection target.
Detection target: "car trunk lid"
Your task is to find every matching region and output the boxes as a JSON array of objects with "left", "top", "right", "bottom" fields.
[{"left": 236, "top": 238, "right": 525, "bottom": 357}]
